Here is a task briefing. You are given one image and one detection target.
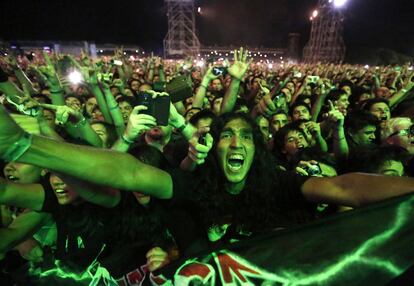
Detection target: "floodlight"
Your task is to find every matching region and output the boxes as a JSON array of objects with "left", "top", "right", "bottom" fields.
[
  {"left": 68, "top": 71, "right": 83, "bottom": 84},
  {"left": 312, "top": 10, "right": 319, "bottom": 18},
  {"left": 333, "top": 0, "right": 347, "bottom": 8}
]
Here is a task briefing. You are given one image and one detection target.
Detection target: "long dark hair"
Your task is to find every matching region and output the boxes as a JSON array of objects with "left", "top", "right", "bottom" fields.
[{"left": 192, "top": 112, "right": 277, "bottom": 231}]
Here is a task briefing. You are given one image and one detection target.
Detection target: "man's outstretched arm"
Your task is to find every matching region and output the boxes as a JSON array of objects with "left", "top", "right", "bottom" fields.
[
  {"left": 0, "top": 106, "right": 173, "bottom": 199},
  {"left": 302, "top": 173, "right": 414, "bottom": 207}
]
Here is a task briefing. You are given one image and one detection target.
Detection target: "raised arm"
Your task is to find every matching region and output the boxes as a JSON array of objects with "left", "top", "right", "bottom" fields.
[
  {"left": 302, "top": 173, "right": 414, "bottom": 208},
  {"left": 0, "top": 210, "right": 51, "bottom": 258},
  {"left": 220, "top": 48, "right": 251, "bottom": 114},
  {"left": 0, "top": 106, "right": 173, "bottom": 199}
]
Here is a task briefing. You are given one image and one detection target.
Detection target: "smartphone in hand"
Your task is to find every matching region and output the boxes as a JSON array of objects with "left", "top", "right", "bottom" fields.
[{"left": 136, "top": 92, "right": 170, "bottom": 126}]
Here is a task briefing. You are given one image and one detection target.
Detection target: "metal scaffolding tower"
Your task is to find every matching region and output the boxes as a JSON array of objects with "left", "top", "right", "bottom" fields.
[
  {"left": 303, "top": 0, "right": 346, "bottom": 63},
  {"left": 164, "top": 0, "right": 200, "bottom": 58}
]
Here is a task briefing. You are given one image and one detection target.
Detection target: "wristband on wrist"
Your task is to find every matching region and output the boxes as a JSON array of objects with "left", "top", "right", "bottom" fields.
[
  {"left": 176, "top": 122, "right": 187, "bottom": 133},
  {"left": 50, "top": 89, "right": 63, "bottom": 93},
  {"left": 120, "top": 133, "right": 134, "bottom": 145},
  {"left": 200, "top": 84, "right": 208, "bottom": 89},
  {"left": 401, "top": 88, "right": 408, "bottom": 93},
  {"left": 73, "top": 117, "right": 87, "bottom": 128},
  {"left": 2, "top": 132, "right": 33, "bottom": 162}
]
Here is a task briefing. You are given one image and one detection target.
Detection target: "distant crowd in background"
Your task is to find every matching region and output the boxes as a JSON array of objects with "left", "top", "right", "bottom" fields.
[{"left": 0, "top": 47, "right": 413, "bottom": 285}]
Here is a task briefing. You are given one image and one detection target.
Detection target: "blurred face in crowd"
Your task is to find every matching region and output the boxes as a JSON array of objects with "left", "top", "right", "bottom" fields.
[
  {"left": 377, "top": 160, "right": 404, "bottom": 176},
  {"left": 369, "top": 102, "right": 391, "bottom": 122},
  {"left": 251, "top": 77, "right": 261, "bottom": 90},
  {"left": 358, "top": 92, "right": 374, "bottom": 104},
  {"left": 146, "top": 125, "right": 172, "bottom": 148},
  {"left": 281, "top": 88, "right": 292, "bottom": 103},
  {"left": 386, "top": 121, "right": 414, "bottom": 154},
  {"left": 216, "top": 118, "right": 255, "bottom": 192},
  {"left": 91, "top": 107, "right": 104, "bottom": 121},
  {"left": 196, "top": 118, "right": 213, "bottom": 130},
  {"left": 130, "top": 80, "right": 141, "bottom": 92},
  {"left": 286, "top": 82, "right": 295, "bottom": 95},
  {"left": 65, "top": 96, "right": 82, "bottom": 112},
  {"left": 124, "top": 88, "right": 134, "bottom": 97},
  {"left": 334, "top": 94, "right": 350, "bottom": 115},
  {"left": 42, "top": 109, "right": 56, "bottom": 129},
  {"left": 283, "top": 130, "right": 308, "bottom": 159},
  {"left": 292, "top": 105, "right": 311, "bottom": 122},
  {"left": 257, "top": 116, "right": 270, "bottom": 142},
  {"left": 119, "top": 101, "right": 133, "bottom": 123},
  {"left": 341, "top": 85, "right": 352, "bottom": 96},
  {"left": 185, "top": 107, "right": 200, "bottom": 122},
  {"left": 91, "top": 122, "right": 109, "bottom": 148},
  {"left": 270, "top": 113, "right": 288, "bottom": 134},
  {"left": 375, "top": 87, "right": 392, "bottom": 99},
  {"left": 110, "top": 86, "right": 120, "bottom": 96},
  {"left": 49, "top": 174, "right": 79, "bottom": 205},
  {"left": 139, "top": 84, "right": 152, "bottom": 92},
  {"left": 211, "top": 79, "right": 223, "bottom": 91},
  {"left": 350, "top": 125, "right": 377, "bottom": 147},
  {"left": 3, "top": 162, "right": 41, "bottom": 184},
  {"left": 76, "top": 86, "right": 88, "bottom": 97},
  {"left": 85, "top": 97, "right": 98, "bottom": 117},
  {"left": 303, "top": 85, "right": 313, "bottom": 96}
]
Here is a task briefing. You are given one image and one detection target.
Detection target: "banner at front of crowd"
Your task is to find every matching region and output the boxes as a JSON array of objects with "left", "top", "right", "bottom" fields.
[{"left": 147, "top": 194, "right": 414, "bottom": 286}]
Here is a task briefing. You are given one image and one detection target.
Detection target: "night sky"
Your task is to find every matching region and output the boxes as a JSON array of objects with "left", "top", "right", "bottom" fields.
[{"left": 1, "top": 0, "right": 414, "bottom": 57}]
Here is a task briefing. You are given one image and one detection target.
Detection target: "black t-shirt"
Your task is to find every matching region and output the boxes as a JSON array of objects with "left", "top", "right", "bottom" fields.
[
  {"left": 169, "top": 169, "right": 314, "bottom": 245},
  {"left": 40, "top": 181, "right": 122, "bottom": 272},
  {"left": 39, "top": 182, "right": 173, "bottom": 278}
]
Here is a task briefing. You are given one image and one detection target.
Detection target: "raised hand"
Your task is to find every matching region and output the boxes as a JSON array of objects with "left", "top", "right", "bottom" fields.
[
  {"left": 255, "top": 94, "right": 278, "bottom": 118},
  {"left": 227, "top": 47, "right": 252, "bottom": 81},
  {"left": 40, "top": 51, "right": 61, "bottom": 89},
  {"left": 123, "top": 105, "right": 157, "bottom": 142},
  {"left": 325, "top": 100, "right": 344, "bottom": 127},
  {"left": 187, "top": 127, "right": 213, "bottom": 165},
  {"left": 303, "top": 121, "right": 321, "bottom": 137},
  {"left": 146, "top": 247, "right": 170, "bottom": 272},
  {"left": 40, "top": 104, "right": 84, "bottom": 126}
]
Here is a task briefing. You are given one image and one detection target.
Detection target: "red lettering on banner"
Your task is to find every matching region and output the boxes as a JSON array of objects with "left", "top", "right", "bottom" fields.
[
  {"left": 149, "top": 273, "right": 169, "bottom": 285},
  {"left": 216, "top": 252, "right": 260, "bottom": 284},
  {"left": 175, "top": 261, "right": 215, "bottom": 285},
  {"left": 126, "top": 269, "right": 144, "bottom": 285}
]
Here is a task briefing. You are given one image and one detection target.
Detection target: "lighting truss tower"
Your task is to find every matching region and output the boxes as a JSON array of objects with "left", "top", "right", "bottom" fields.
[
  {"left": 164, "top": 0, "right": 200, "bottom": 58},
  {"left": 303, "top": 0, "right": 346, "bottom": 63}
]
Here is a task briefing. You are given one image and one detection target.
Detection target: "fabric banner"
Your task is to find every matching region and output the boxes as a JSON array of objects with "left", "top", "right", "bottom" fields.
[{"left": 153, "top": 193, "right": 414, "bottom": 286}]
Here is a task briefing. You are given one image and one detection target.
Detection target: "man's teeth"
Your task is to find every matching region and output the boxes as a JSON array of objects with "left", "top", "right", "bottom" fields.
[
  {"left": 55, "top": 189, "right": 67, "bottom": 194},
  {"left": 7, "top": 175, "right": 18, "bottom": 181},
  {"left": 228, "top": 155, "right": 245, "bottom": 171}
]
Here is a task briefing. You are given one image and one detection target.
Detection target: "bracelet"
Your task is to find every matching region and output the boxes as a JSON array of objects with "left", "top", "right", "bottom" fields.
[
  {"left": 120, "top": 134, "right": 134, "bottom": 145},
  {"left": 73, "top": 117, "right": 87, "bottom": 128},
  {"left": 176, "top": 122, "right": 187, "bottom": 133},
  {"left": 200, "top": 84, "right": 208, "bottom": 89},
  {"left": 50, "top": 89, "right": 63, "bottom": 93},
  {"left": 2, "top": 132, "right": 33, "bottom": 162},
  {"left": 401, "top": 88, "right": 408, "bottom": 93}
]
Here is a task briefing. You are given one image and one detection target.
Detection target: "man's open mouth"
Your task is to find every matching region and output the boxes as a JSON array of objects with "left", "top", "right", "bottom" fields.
[
  {"left": 227, "top": 154, "right": 245, "bottom": 172},
  {"left": 54, "top": 189, "right": 68, "bottom": 196},
  {"left": 6, "top": 175, "right": 19, "bottom": 182}
]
